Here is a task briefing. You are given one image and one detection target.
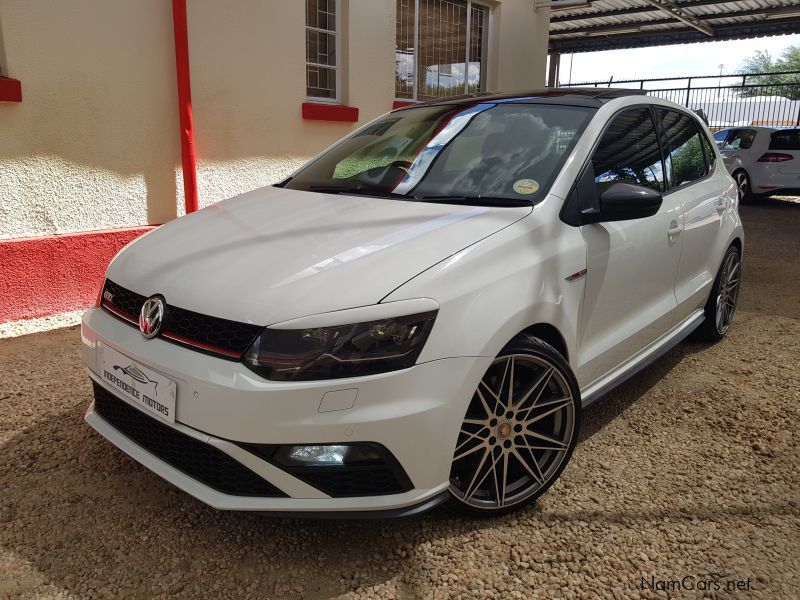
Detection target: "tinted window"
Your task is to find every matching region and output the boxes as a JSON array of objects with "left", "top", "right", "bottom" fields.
[
  {"left": 770, "top": 130, "right": 800, "bottom": 151},
  {"left": 659, "top": 110, "right": 708, "bottom": 188},
  {"left": 722, "top": 129, "right": 756, "bottom": 150},
  {"left": 700, "top": 129, "right": 717, "bottom": 172},
  {"left": 285, "top": 103, "right": 594, "bottom": 205},
  {"left": 592, "top": 108, "right": 664, "bottom": 193},
  {"left": 713, "top": 130, "right": 729, "bottom": 143}
]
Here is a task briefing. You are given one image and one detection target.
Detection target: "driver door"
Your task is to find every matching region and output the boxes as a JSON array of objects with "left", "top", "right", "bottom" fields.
[{"left": 577, "top": 107, "right": 684, "bottom": 388}]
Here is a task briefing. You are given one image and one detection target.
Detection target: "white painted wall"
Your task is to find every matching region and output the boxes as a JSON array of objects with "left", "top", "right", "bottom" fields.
[{"left": 0, "top": 0, "right": 549, "bottom": 238}]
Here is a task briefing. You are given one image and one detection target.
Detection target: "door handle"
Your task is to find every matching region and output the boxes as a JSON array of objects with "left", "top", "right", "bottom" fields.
[
  {"left": 716, "top": 198, "right": 726, "bottom": 213},
  {"left": 668, "top": 222, "right": 683, "bottom": 237}
]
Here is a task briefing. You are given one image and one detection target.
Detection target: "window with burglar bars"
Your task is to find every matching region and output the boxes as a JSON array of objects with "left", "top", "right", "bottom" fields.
[
  {"left": 306, "top": 0, "right": 339, "bottom": 101},
  {"left": 396, "top": 0, "right": 489, "bottom": 102}
]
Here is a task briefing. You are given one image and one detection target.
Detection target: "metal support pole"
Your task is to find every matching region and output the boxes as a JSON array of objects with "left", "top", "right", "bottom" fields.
[{"left": 547, "top": 52, "right": 560, "bottom": 87}]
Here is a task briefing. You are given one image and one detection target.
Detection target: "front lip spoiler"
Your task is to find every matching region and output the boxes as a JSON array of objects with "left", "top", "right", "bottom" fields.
[
  {"left": 84, "top": 373, "right": 454, "bottom": 516},
  {"left": 253, "top": 490, "right": 451, "bottom": 520}
]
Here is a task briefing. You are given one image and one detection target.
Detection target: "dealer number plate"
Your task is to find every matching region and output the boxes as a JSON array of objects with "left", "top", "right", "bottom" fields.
[{"left": 100, "top": 345, "right": 177, "bottom": 423}]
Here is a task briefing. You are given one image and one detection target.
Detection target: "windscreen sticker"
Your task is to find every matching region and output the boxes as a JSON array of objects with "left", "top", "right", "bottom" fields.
[{"left": 513, "top": 179, "right": 540, "bottom": 195}]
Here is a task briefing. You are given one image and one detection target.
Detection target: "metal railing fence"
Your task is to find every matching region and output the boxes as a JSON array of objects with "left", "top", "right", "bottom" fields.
[{"left": 560, "top": 71, "right": 800, "bottom": 128}]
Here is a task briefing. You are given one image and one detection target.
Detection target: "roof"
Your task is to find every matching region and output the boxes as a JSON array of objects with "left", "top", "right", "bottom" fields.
[
  {"left": 549, "top": 0, "right": 800, "bottom": 54},
  {"left": 398, "top": 87, "right": 648, "bottom": 109}
]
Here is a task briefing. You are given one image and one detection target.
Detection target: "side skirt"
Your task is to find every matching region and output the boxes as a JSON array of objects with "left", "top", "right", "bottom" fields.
[{"left": 579, "top": 309, "right": 705, "bottom": 408}]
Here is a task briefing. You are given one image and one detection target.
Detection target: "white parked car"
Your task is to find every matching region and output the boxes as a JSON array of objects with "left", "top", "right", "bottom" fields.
[
  {"left": 714, "top": 126, "right": 800, "bottom": 202},
  {"left": 81, "top": 90, "right": 743, "bottom": 517}
]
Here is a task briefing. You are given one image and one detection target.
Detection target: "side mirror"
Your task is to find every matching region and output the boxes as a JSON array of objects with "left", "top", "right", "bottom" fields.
[
  {"left": 589, "top": 182, "right": 663, "bottom": 223},
  {"left": 560, "top": 166, "right": 664, "bottom": 227}
]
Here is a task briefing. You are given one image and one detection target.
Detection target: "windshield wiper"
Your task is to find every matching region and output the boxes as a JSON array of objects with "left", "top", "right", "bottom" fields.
[
  {"left": 307, "top": 185, "right": 410, "bottom": 200},
  {"left": 412, "top": 195, "right": 535, "bottom": 207},
  {"left": 306, "top": 186, "right": 534, "bottom": 207}
]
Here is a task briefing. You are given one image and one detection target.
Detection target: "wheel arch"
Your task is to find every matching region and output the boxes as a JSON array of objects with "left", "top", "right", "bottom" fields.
[{"left": 517, "top": 323, "right": 569, "bottom": 361}]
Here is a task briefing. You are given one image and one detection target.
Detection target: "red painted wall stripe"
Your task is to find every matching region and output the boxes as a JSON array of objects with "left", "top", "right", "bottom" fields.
[
  {"left": 0, "top": 227, "right": 155, "bottom": 322},
  {"left": 302, "top": 102, "right": 359, "bottom": 122},
  {"left": 392, "top": 100, "right": 416, "bottom": 110},
  {"left": 0, "top": 77, "right": 22, "bottom": 102}
]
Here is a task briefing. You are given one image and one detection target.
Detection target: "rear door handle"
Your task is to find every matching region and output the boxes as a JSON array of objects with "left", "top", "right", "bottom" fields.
[
  {"left": 668, "top": 222, "right": 683, "bottom": 237},
  {"left": 716, "top": 198, "right": 726, "bottom": 213}
]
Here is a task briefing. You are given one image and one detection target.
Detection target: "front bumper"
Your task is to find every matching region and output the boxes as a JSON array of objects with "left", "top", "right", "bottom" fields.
[{"left": 81, "top": 308, "right": 490, "bottom": 513}]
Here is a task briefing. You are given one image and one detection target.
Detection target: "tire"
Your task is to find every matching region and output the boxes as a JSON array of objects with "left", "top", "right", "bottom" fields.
[
  {"left": 733, "top": 170, "right": 757, "bottom": 205},
  {"left": 693, "top": 245, "right": 742, "bottom": 343},
  {"left": 446, "top": 335, "right": 581, "bottom": 517}
]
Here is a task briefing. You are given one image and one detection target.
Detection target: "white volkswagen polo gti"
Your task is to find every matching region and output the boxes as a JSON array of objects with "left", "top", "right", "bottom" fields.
[{"left": 81, "top": 89, "right": 743, "bottom": 517}]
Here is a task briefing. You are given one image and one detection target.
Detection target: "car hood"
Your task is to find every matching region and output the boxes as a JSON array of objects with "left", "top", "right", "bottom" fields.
[{"left": 107, "top": 186, "right": 531, "bottom": 325}]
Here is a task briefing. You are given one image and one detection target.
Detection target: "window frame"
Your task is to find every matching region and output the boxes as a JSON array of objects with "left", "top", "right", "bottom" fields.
[
  {"left": 395, "top": 0, "right": 492, "bottom": 103},
  {"left": 560, "top": 102, "right": 723, "bottom": 226},
  {"left": 590, "top": 105, "right": 668, "bottom": 195},
  {"left": 306, "top": 0, "right": 342, "bottom": 104}
]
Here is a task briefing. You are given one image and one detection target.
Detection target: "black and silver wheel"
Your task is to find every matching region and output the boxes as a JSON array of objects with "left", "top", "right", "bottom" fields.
[
  {"left": 448, "top": 336, "right": 580, "bottom": 517},
  {"left": 694, "top": 245, "right": 742, "bottom": 342},
  {"left": 733, "top": 170, "right": 755, "bottom": 204}
]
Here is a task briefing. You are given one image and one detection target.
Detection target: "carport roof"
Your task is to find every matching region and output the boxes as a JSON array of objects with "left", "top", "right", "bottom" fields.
[{"left": 548, "top": 0, "right": 800, "bottom": 54}]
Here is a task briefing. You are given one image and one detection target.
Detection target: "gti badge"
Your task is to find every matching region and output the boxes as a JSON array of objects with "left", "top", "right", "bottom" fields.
[{"left": 139, "top": 296, "right": 165, "bottom": 339}]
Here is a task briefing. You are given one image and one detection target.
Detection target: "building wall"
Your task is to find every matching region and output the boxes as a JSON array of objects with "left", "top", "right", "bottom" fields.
[
  {"left": 0, "top": 0, "right": 549, "bottom": 326},
  {"left": 0, "top": 0, "right": 181, "bottom": 238}
]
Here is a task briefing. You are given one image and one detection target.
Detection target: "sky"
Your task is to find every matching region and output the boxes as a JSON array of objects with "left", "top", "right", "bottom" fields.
[{"left": 558, "top": 33, "right": 800, "bottom": 84}]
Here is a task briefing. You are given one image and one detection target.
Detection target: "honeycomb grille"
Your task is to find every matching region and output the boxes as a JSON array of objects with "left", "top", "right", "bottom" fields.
[
  {"left": 102, "top": 279, "right": 146, "bottom": 322},
  {"left": 161, "top": 305, "right": 262, "bottom": 358},
  {"left": 92, "top": 383, "right": 285, "bottom": 498},
  {"left": 100, "top": 279, "right": 262, "bottom": 360},
  {"left": 292, "top": 466, "right": 409, "bottom": 497}
]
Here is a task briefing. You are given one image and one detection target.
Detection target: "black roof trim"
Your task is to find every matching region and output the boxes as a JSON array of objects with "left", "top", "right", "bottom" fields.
[{"left": 392, "top": 87, "right": 646, "bottom": 110}]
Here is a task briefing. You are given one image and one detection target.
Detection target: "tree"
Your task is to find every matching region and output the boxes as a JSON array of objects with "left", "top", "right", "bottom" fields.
[{"left": 736, "top": 45, "right": 800, "bottom": 99}]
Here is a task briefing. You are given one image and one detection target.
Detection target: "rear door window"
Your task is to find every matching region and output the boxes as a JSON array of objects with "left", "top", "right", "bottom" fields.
[
  {"left": 658, "top": 109, "right": 708, "bottom": 188},
  {"left": 721, "top": 129, "right": 756, "bottom": 150}
]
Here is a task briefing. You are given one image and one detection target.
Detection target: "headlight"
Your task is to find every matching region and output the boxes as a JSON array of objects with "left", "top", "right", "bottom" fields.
[{"left": 242, "top": 311, "right": 437, "bottom": 381}]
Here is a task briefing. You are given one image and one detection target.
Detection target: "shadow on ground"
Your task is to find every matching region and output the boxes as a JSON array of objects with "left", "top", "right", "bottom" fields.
[{"left": 0, "top": 334, "right": 722, "bottom": 598}]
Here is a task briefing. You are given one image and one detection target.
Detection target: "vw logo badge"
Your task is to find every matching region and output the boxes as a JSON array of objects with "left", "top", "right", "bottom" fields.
[{"left": 139, "top": 296, "right": 165, "bottom": 339}]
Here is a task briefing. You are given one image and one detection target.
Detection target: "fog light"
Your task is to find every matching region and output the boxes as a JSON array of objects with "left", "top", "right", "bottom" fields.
[{"left": 275, "top": 444, "right": 382, "bottom": 467}]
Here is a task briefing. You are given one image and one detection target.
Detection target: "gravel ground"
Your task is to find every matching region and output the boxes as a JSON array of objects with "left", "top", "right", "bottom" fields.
[{"left": 1, "top": 198, "right": 798, "bottom": 600}]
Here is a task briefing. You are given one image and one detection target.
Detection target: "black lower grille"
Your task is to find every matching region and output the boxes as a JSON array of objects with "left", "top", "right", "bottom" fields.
[
  {"left": 92, "top": 384, "right": 285, "bottom": 498},
  {"left": 291, "top": 466, "right": 410, "bottom": 497}
]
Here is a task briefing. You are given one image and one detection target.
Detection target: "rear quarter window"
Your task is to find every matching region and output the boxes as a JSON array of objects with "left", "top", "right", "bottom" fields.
[{"left": 770, "top": 130, "right": 800, "bottom": 151}]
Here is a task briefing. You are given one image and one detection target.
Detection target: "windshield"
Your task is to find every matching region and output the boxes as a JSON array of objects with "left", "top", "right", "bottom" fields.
[{"left": 282, "top": 103, "right": 594, "bottom": 206}]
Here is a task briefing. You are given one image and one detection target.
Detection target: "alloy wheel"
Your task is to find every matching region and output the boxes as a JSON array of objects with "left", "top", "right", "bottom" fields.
[
  {"left": 715, "top": 250, "right": 741, "bottom": 335},
  {"left": 735, "top": 171, "right": 748, "bottom": 202},
  {"left": 449, "top": 354, "right": 576, "bottom": 511}
]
